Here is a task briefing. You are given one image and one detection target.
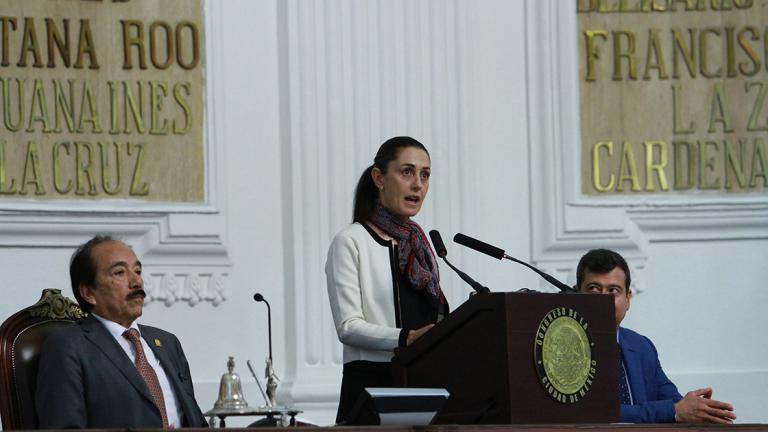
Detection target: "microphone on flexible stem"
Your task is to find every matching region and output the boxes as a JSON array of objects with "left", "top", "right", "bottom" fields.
[
  {"left": 253, "top": 293, "right": 272, "bottom": 363},
  {"left": 253, "top": 293, "right": 281, "bottom": 409},
  {"left": 429, "top": 230, "right": 490, "bottom": 294},
  {"left": 453, "top": 233, "right": 576, "bottom": 293}
]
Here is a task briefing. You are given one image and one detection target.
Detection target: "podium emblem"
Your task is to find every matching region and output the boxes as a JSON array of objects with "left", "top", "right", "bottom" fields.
[{"left": 534, "top": 307, "right": 596, "bottom": 404}]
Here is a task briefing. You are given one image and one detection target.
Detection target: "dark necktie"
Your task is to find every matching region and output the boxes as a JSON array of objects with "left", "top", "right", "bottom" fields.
[
  {"left": 123, "top": 328, "right": 169, "bottom": 428},
  {"left": 617, "top": 343, "right": 632, "bottom": 405}
]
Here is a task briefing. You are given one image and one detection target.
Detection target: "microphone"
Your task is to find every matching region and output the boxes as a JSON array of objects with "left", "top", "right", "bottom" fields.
[
  {"left": 453, "top": 233, "right": 576, "bottom": 293},
  {"left": 429, "top": 230, "right": 490, "bottom": 294},
  {"left": 430, "top": 229, "right": 448, "bottom": 258},
  {"left": 453, "top": 233, "right": 504, "bottom": 260},
  {"left": 253, "top": 293, "right": 273, "bottom": 362}
]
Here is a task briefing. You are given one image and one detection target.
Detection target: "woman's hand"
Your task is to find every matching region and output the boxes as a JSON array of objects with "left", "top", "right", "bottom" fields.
[{"left": 406, "top": 324, "right": 435, "bottom": 345}]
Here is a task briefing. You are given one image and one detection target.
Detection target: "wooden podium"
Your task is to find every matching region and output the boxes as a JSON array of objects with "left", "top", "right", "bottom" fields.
[{"left": 391, "top": 292, "right": 619, "bottom": 424}]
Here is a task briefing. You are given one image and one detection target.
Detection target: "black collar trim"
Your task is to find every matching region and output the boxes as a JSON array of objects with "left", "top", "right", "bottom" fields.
[{"left": 361, "top": 222, "right": 392, "bottom": 247}]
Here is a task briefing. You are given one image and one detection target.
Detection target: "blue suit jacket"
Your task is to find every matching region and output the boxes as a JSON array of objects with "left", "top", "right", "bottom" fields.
[
  {"left": 35, "top": 314, "right": 207, "bottom": 429},
  {"left": 619, "top": 326, "right": 683, "bottom": 423}
]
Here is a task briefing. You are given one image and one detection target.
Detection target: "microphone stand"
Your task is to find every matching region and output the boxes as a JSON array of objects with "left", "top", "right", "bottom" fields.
[
  {"left": 248, "top": 294, "right": 303, "bottom": 427},
  {"left": 253, "top": 293, "right": 278, "bottom": 407},
  {"left": 501, "top": 255, "right": 576, "bottom": 293},
  {"left": 439, "top": 256, "right": 490, "bottom": 294},
  {"left": 453, "top": 233, "right": 575, "bottom": 294}
]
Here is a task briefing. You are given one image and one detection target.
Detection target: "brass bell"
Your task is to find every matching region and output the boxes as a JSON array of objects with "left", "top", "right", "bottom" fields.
[{"left": 213, "top": 356, "right": 249, "bottom": 409}]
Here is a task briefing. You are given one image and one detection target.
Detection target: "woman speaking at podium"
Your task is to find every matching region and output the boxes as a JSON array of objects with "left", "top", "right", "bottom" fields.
[{"left": 325, "top": 136, "right": 448, "bottom": 424}]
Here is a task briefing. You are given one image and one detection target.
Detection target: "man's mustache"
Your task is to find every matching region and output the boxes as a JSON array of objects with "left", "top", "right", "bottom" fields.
[{"left": 127, "top": 290, "right": 146, "bottom": 300}]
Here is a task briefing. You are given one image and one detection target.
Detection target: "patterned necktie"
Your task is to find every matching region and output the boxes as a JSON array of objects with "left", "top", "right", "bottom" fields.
[
  {"left": 617, "top": 343, "right": 632, "bottom": 405},
  {"left": 123, "top": 328, "right": 169, "bottom": 428}
]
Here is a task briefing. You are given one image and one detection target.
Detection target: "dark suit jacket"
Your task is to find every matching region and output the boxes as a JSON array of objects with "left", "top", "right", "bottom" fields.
[
  {"left": 35, "top": 314, "right": 207, "bottom": 429},
  {"left": 619, "top": 326, "right": 683, "bottom": 423}
]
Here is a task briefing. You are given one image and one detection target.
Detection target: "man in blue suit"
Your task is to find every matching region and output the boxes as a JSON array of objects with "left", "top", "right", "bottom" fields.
[
  {"left": 36, "top": 235, "right": 208, "bottom": 428},
  {"left": 576, "top": 249, "right": 736, "bottom": 424}
]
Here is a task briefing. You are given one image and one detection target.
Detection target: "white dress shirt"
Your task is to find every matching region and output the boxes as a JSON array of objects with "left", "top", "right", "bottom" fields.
[{"left": 92, "top": 313, "right": 182, "bottom": 428}]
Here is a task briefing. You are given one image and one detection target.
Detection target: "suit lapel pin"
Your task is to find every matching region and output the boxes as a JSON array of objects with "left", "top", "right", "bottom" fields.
[{"left": 154, "top": 339, "right": 162, "bottom": 347}]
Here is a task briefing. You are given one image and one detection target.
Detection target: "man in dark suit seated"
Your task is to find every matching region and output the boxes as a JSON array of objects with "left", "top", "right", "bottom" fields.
[
  {"left": 576, "top": 249, "right": 736, "bottom": 424},
  {"left": 36, "top": 235, "right": 208, "bottom": 429}
]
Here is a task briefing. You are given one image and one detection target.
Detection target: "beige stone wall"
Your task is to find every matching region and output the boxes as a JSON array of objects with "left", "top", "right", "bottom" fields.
[
  {"left": 578, "top": 0, "right": 768, "bottom": 195},
  {"left": 0, "top": 0, "right": 204, "bottom": 201}
]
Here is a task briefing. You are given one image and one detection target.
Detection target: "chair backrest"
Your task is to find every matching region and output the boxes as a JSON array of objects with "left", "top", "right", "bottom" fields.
[{"left": 0, "top": 289, "right": 85, "bottom": 430}]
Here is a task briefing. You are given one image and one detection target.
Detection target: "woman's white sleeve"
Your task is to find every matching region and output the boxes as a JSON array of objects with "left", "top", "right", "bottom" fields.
[{"left": 325, "top": 233, "right": 400, "bottom": 351}]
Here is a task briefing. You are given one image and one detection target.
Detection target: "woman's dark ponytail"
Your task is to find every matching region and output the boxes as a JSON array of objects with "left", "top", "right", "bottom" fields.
[
  {"left": 353, "top": 166, "right": 377, "bottom": 223},
  {"left": 352, "top": 136, "right": 429, "bottom": 223}
]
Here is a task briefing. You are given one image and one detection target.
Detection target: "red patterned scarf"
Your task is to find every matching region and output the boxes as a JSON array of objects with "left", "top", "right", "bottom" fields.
[{"left": 370, "top": 204, "right": 445, "bottom": 304}]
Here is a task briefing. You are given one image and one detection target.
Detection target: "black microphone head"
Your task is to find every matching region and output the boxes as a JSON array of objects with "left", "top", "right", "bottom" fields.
[
  {"left": 253, "top": 293, "right": 264, "bottom": 302},
  {"left": 429, "top": 230, "right": 448, "bottom": 258},
  {"left": 453, "top": 233, "right": 505, "bottom": 260}
]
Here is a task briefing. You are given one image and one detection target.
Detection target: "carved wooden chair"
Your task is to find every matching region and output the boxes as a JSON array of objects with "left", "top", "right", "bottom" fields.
[{"left": 0, "top": 289, "right": 84, "bottom": 430}]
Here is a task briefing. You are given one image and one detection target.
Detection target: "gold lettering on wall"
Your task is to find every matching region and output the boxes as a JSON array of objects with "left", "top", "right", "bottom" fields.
[
  {"left": 0, "top": 0, "right": 204, "bottom": 202},
  {"left": 579, "top": 0, "right": 768, "bottom": 194}
]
